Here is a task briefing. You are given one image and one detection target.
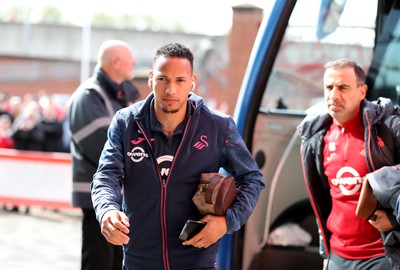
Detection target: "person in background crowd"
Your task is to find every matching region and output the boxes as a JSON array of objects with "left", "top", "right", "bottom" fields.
[
  {"left": 91, "top": 42, "right": 265, "bottom": 269},
  {"left": 8, "top": 99, "right": 43, "bottom": 213},
  {"left": 7, "top": 95, "right": 22, "bottom": 122},
  {"left": 38, "top": 99, "right": 65, "bottom": 152},
  {"left": 0, "top": 113, "right": 16, "bottom": 212},
  {"left": 0, "top": 91, "right": 9, "bottom": 114},
  {"left": 12, "top": 100, "right": 45, "bottom": 151},
  {"left": 297, "top": 58, "right": 400, "bottom": 270},
  {"left": 68, "top": 39, "right": 137, "bottom": 270},
  {"left": 0, "top": 114, "right": 14, "bottom": 149},
  {"left": 0, "top": 91, "right": 14, "bottom": 123}
]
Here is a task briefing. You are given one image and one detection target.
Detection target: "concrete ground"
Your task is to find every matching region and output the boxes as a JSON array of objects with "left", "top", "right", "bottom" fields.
[{"left": 0, "top": 206, "right": 82, "bottom": 270}]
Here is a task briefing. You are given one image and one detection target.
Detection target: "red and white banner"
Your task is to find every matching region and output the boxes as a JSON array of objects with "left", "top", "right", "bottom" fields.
[{"left": 0, "top": 149, "right": 73, "bottom": 209}]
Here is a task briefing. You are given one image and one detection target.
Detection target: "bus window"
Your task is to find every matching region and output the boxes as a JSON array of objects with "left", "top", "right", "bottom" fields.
[
  {"left": 367, "top": 3, "right": 400, "bottom": 103},
  {"left": 261, "top": 0, "right": 377, "bottom": 112}
]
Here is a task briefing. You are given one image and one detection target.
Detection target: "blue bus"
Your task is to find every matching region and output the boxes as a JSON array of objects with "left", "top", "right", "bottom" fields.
[{"left": 218, "top": 0, "right": 400, "bottom": 269}]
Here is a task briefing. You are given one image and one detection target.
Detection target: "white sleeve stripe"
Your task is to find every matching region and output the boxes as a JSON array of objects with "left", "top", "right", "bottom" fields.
[
  {"left": 72, "top": 117, "right": 112, "bottom": 144},
  {"left": 73, "top": 182, "right": 92, "bottom": 193}
]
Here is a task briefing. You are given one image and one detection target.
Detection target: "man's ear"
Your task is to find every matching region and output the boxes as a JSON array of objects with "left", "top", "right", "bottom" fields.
[
  {"left": 360, "top": 84, "right": 368, "bottom": 99},
  {"left": 191, "top": 74, "right": 198, "bottom": 91},
  {"left": 111, "top": 55, "right": 119, "bottom": 68}
]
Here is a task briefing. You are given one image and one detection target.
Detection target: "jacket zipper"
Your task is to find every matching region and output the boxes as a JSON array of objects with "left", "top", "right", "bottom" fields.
[
  {"left": 136, "top": 117, "right": 192, "bottom": 270},
  {"left": 135, "top": 121, "right": 172, "bottom": 268},
  {"left": 299, "top": 141, "right": 331, "bottom": 257}
]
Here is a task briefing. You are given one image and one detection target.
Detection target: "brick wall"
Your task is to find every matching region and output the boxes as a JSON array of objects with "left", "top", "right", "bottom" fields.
[{"left": 227, "top": 4, "right": 263, "bottom": 114}]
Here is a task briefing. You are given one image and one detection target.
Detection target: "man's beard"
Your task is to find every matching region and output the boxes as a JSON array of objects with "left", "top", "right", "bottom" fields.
[{"left": 161, "top": 107, "right": 179, "bottom": 114}]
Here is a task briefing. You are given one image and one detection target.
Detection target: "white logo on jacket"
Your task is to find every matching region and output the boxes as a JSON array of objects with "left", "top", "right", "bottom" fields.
[
  {"left": 157, "top": 155, "right": 174, "bottom": 177},
  {"left": 331, "top": 166, "right": 363, "bottom": 195},
  {"left": 127, "top": 147, "right": 149, "bottom": 162}
]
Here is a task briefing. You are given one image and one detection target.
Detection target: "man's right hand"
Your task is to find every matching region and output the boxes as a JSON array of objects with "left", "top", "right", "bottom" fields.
[
  {"left": 369, "top": 209, "right": 394, "bottom": 232},
  {"left": 100, "top": 210, "right": 130, "bottom": 245}
]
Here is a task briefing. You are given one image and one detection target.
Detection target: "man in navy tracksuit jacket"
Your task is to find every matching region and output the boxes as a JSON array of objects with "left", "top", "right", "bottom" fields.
[{"left": 91, "top": 43, "right": 264, "bottom": 269}]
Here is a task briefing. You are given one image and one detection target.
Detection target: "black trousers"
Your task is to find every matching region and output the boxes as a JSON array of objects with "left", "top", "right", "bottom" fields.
[{"left": 81, "top": 208, "right": 123, "bottom": 270}]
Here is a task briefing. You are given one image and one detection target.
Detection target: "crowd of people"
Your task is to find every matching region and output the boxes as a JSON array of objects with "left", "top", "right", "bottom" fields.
[
  {"left": 0, "top": 90, "right": 70, "bottom": 213},
  {"left": 0, "top": 90, "right": 70, "bottom": 152}
]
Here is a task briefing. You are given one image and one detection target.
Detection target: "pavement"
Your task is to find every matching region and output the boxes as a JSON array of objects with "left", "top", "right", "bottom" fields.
[{"left": 0, "top": 205, "right": 82, "bottom": 270}]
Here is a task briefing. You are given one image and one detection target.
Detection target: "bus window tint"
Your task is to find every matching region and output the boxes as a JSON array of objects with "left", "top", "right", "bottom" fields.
[{"left": 367, "top": 5, "right": 400, "bottom": 104}]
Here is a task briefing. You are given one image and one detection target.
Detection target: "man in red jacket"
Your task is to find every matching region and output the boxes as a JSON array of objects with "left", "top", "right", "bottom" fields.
[{"left": 297, "top": 58, "right": 400, "bottom": 270}]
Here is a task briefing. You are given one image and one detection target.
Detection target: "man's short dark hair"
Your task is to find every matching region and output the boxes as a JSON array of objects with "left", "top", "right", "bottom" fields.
[
  {"left": 324, "top": 58, "right": 366, "bottom": 86},
  {"left": 153, "top": 43, "right": 194, "bottom": 70}
]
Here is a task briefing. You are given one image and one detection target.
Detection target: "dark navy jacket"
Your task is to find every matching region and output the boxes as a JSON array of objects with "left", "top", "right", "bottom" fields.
[
  {"left": 68, "top": 68, "right": 129, "bottom": 208},
  {"left": 91, "top": 92, "right": 264, "bottom": 269}
]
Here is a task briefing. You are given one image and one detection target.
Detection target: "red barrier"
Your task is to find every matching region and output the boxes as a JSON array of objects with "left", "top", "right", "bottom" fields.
[{"left": 0, "top": 149, "right": 73, "bottom": 209}]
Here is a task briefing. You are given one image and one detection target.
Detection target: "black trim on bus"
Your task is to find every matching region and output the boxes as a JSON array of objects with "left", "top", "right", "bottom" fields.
[
  {"left": 241, "top": 1, "right": 297, "bottom": 151},
  {"left": 233, "top": 1, "right": 298, "bottom": 270}
]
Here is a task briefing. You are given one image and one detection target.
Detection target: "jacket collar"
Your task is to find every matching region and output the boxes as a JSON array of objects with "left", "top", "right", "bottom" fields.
[
  {"left": 361, "top": 97, "right": 397, "bottom": 125},
  {"left": 298, "top": 97, "right": 397, "bottom": 141},
  {"left": 96, "top": 68, "right": 120, "bottom": 99}
]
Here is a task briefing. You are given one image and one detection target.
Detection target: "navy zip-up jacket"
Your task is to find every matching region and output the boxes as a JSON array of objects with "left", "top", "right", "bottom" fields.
[
  {"left": 297, "top": 98, "right": 400, "bottom": 266},
  {"left": 91, "top": 92, "right": 264, "bottom": 269}
]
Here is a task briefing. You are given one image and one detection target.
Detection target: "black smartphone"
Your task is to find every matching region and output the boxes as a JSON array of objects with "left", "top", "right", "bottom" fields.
[{"left": 179, "top": 219, "right": 206, "bottom": 241}]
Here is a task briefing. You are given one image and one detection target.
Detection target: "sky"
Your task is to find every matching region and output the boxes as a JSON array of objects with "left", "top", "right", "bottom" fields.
[{"left": 1, "top": 0, "right": 267, "bottom": 35}]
